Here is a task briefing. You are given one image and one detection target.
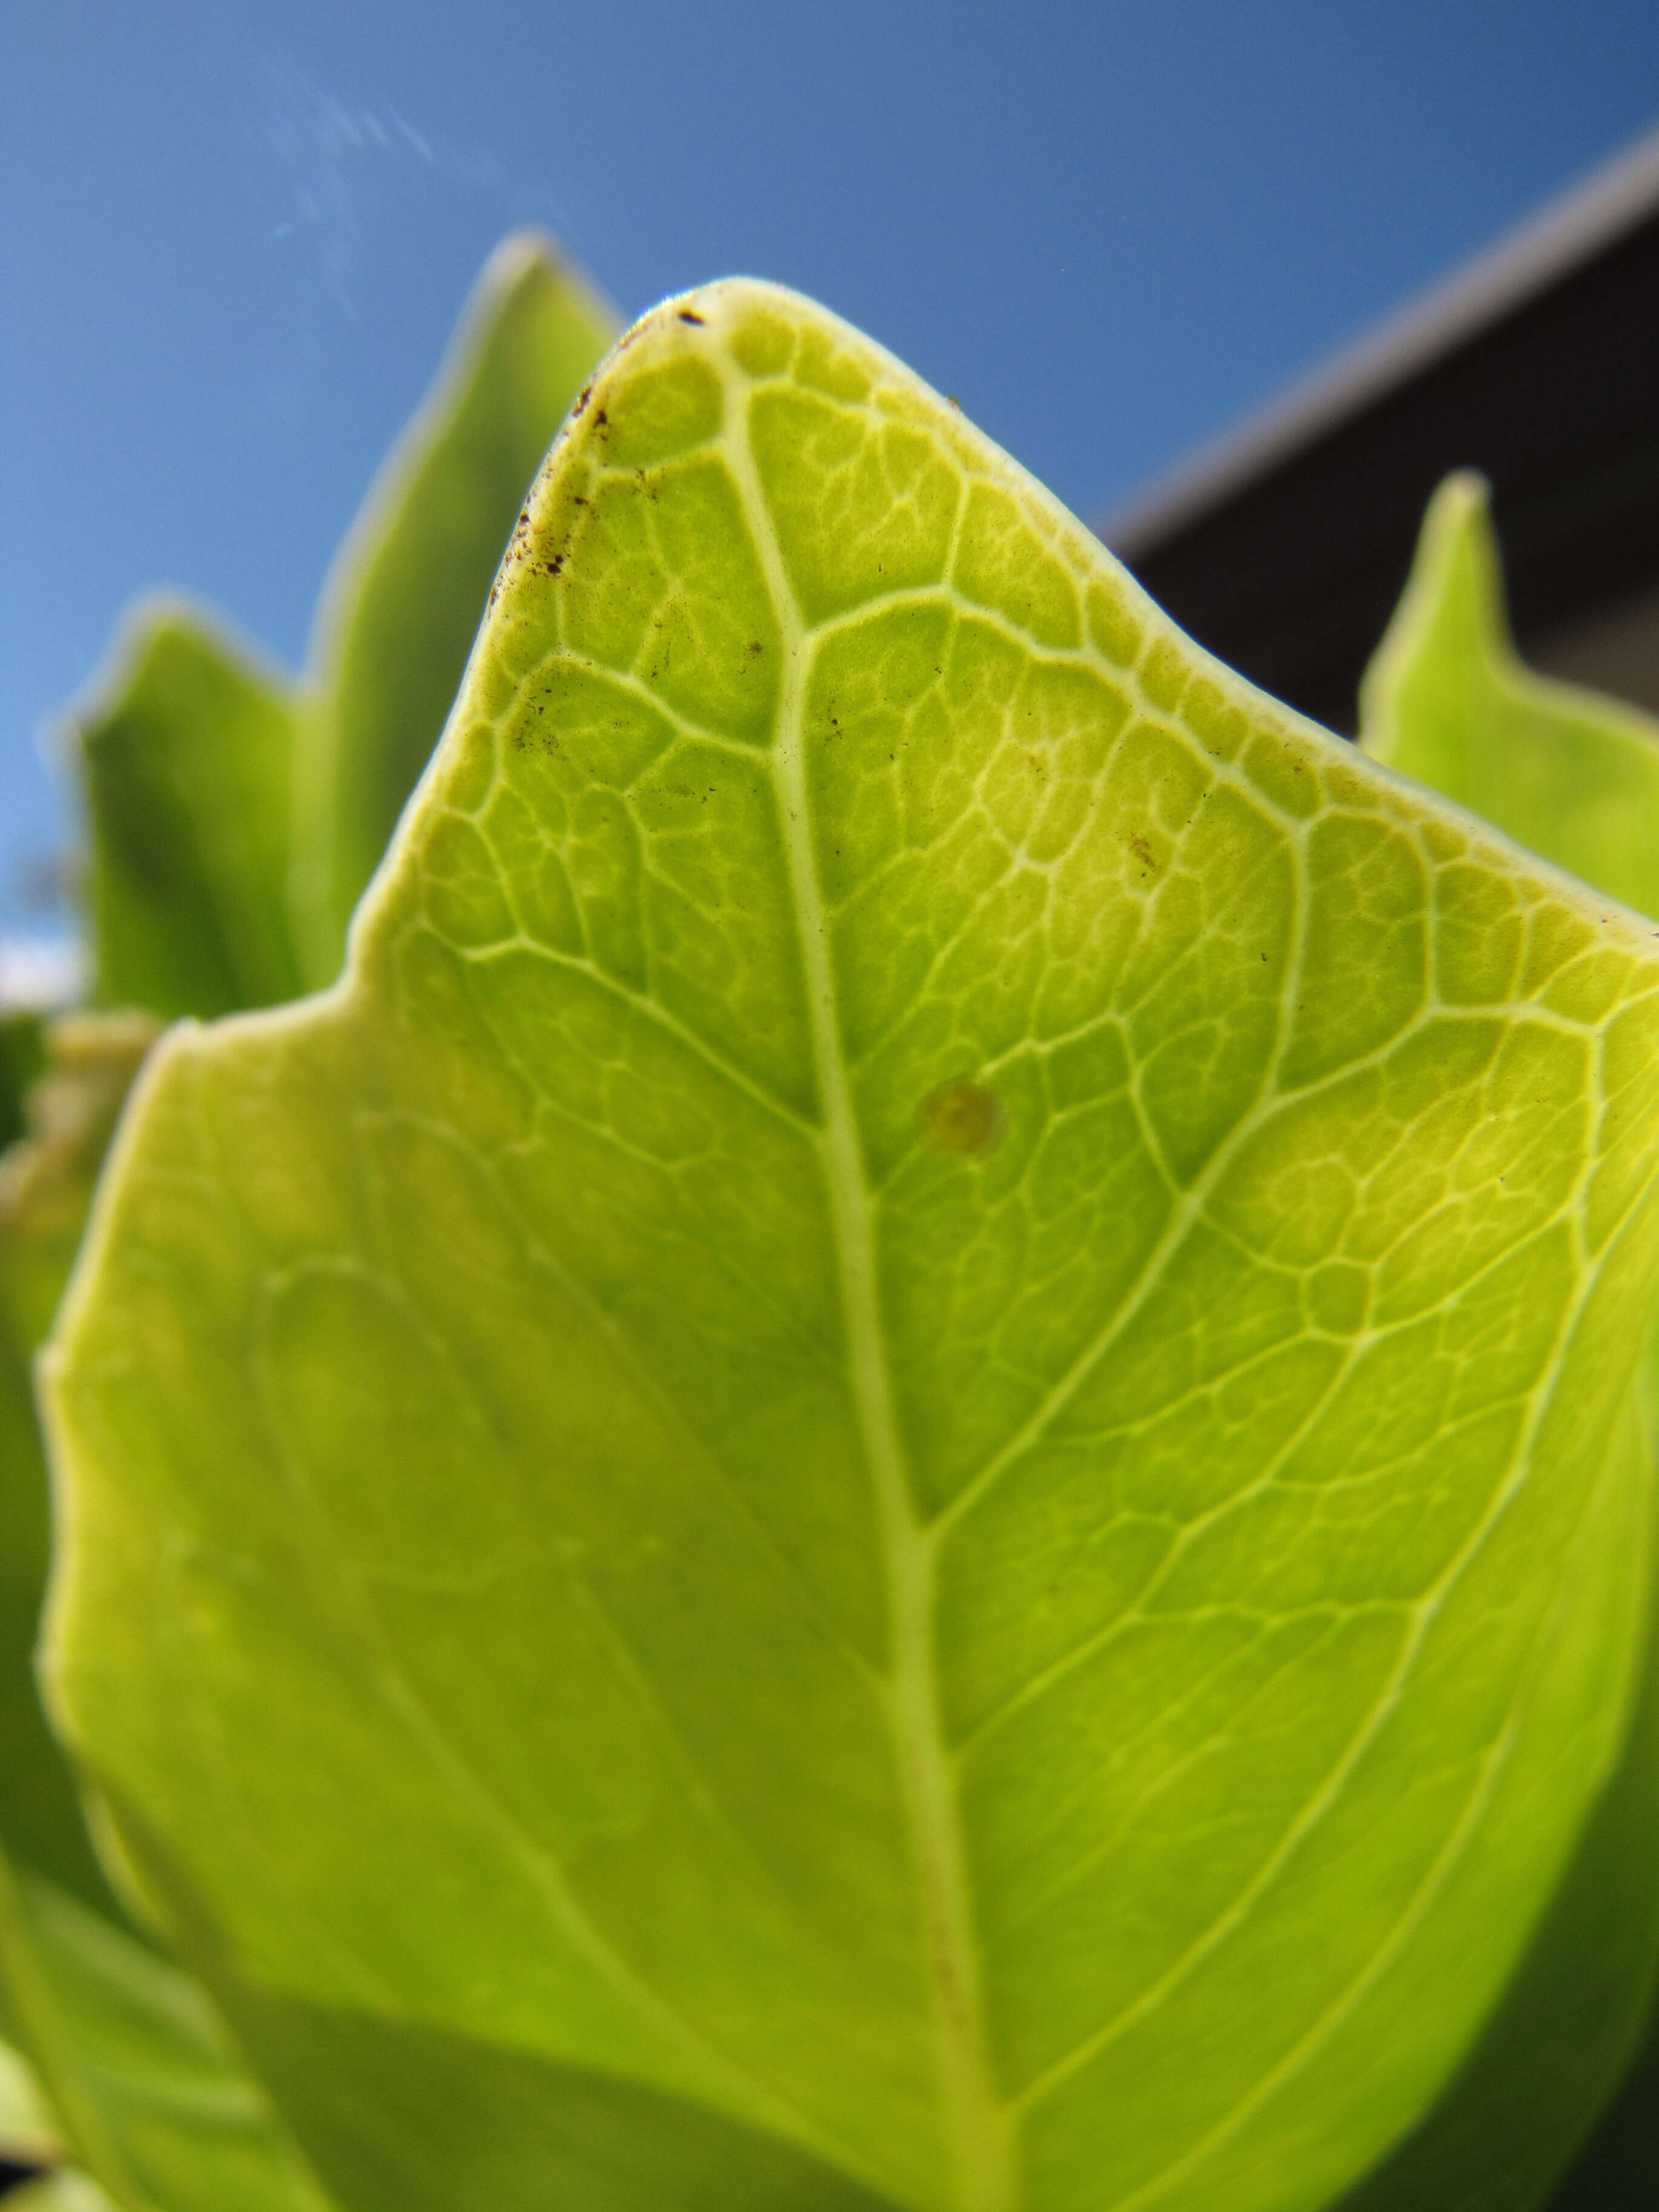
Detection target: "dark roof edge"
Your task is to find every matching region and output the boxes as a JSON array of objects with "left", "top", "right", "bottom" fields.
[{"left": 1103, "top": 121, "right": 1659, "bottom": 557}]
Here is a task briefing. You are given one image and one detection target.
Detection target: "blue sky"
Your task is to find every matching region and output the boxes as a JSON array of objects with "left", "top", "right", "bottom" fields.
[{"left": 4, "top": 1, "right": 1658, "bottom": 928}]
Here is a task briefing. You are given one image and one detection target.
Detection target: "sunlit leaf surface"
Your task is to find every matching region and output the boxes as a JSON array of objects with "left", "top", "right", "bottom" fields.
[
  {"left": 44, "top": 290, "right": 1659, "bottom": 2212},
  {"left": 1344, "top": 472, "right": 1659, "bottom": 2210}
]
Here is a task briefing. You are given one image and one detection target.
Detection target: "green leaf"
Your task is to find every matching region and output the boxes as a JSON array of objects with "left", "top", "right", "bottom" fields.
[
  {"left": 1, "top": 1017, "right": 142, "bottom": 2183},
  {"left": 0, "top": 1851, "right": 329, "bottom": 2212},
  {"left": 1346, "top": 470, "right": 1659, "bottom": 2206},
  {"left": 41, "top": 285, "right": 1659, "bottom": 2212},
  {"left": 292, "top": 230, "right": 617, "bottom": 987},
  {"left": 1, "top": 1013, "right": 157, "bottom": 1911},
  {"left": 65, "top": 607, "right": 304, "bottom": 1022},
  {"left": 172, "top": 1964, "right": 896, "bottom": 2212},
  {"left": 0, "top": 1013, "right": 47, "bottom": 1154},
  {"left": 1336, "top": 1467, "right": 1659, "bottom": 2211},
  {"left": 0, "top": 1020, "right": 337, "bottom": 2212},
  {"left": 1360, "top": 472, "right": 1659, "bottom": 920}
]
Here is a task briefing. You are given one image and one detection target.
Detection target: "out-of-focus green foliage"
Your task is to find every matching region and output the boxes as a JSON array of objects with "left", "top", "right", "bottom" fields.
[
  {"left": 1, "top": 1011, "right": 158, "bottom": 1914},
  {"left": 0, "top": 2019, "right": 61, "bottom": 2163},
  {"left": 4, "top": 2173, "right": 117, "bottom": 2212},
  {"left": 0, "top": 1853, "right": 329, "bottom": 2212},
  {"left": 1362, "top": 472, "right": 1659, "bottom": 919},
  {"left": 0, "top": 1014, "right": 46, "bottom": 1154},
  {"left": 67, "top": 612, "right": 304, "bottom": 1022}
]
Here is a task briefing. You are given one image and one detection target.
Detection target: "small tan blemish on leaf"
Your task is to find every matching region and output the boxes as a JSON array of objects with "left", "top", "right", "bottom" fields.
[
  {"left": 919, "top": 1078, "right": 1005, "bottom": 1158},
  {"left": 1127, "top": 833, "right": 1158, "bottom": 874}
]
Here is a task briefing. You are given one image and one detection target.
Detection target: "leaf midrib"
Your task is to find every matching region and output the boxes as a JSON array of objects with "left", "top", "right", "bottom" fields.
[{"left": 712, "top": 346, "right": 1016, "bottom": 2212}]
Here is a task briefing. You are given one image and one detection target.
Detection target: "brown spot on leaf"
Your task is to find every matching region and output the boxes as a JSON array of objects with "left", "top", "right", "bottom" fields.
[
  {"left": 919, "top": 1078, "right": 1005, "bottom": 1159},
  {"left": 677, "top": 308, "right": 706, "bottom": 326}
]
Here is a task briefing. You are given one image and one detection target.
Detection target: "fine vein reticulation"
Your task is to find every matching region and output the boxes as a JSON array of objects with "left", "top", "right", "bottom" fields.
[{"left": 43, "top": 284, "right": 1659, "bottom": 2212}]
